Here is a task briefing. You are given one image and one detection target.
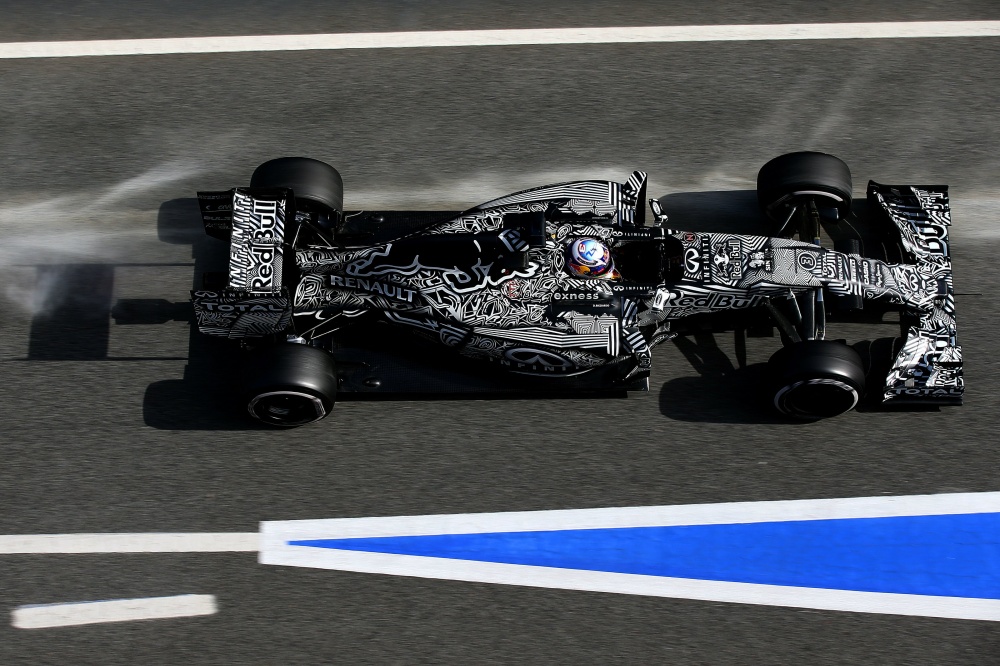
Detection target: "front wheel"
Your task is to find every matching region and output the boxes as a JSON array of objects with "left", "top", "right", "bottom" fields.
[
  {"left": 757, "top": 152, "right": 853, "bottom": 234},
  {"left": 768, "top": 340, "right": 865, "bottom": 420},
  {"left": 242, "top": 343, "right": 337, "bottom": 427}
]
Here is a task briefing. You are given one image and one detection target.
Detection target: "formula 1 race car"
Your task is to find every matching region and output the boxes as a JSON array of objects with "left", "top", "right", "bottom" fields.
[{"left": 193, "top": 153, "right": 963, "bottom": 426}]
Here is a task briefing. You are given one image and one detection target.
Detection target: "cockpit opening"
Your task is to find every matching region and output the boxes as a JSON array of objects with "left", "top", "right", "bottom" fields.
[{"left": 611, "top": 236, "right": 684, "bottom": 283}]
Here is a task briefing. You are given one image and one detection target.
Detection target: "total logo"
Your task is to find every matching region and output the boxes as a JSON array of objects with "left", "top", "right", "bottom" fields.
[
  {"left": 888, "top": 387, "right": 964, "bottom": 397},
  {"left": 196, "top": 302, "right": 286, "bottom": 313}
]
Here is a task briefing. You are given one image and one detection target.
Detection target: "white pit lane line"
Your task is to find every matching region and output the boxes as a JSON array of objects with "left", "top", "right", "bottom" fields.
[
  {"left": 3, "top": 492, "right": 1000, "bottom": 622},
  {"left": 12, "top": 594, "right": 217, "bottom": 629},
  {"left": 0, "top": 532, "right": 258, "bottom": 554},
  {"left": 1, "top": 21, "right": 999, "bottom": 59}
]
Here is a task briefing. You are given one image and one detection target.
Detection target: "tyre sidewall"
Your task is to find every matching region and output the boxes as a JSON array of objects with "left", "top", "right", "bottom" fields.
[
  {"left": 250, "top": 157, "right": 344, "bottom": 214},
  {"left": 769, "top": 341, "right": 866, "bottom": 419},
  {"left": 757, "top": 151, "right": 853, "bottom": 223},
  {"left": 243, "top": 343, "right": 338, "bottom": 427}
]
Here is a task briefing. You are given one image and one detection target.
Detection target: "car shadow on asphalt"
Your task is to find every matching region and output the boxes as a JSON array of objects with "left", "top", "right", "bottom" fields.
[
  {"left": 657, "top": 189, "right": 876, "bottom": 239},
  {"left": 18, "top": 260, "right": 196, "bottom": 363},
  {"left": 10, "top": 249, "right": 252, "bottom": 429},
  {"left": 657, "top": 332, "right": 788, "bottom": 425},
  {"left": 657, "top": 190, "right": 768, "bottom": 234},
  {"left": 23, "top": 263, "right": 117, "bottom": 361},
  {"left": 658, "top": 333, "right": 935, "bottom": 423}
]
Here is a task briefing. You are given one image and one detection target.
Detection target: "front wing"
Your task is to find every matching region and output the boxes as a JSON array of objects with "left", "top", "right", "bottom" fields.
[{"left": 869, "top": 182, "right": 963, "bottom": 404}]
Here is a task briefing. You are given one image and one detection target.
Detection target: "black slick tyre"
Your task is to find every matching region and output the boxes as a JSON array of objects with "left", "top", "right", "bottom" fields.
[
  {"left": 757, "top": 152, "right": 853, "bottom": 227},
  {"left": 243, "top": 343, "right": 337, "bottom": 427},
  {"left": 768, "top": 340, "right": 866, "bottom": 420},
  {"left": 250, "top": 157, "right": 344, "bottom": 214}
]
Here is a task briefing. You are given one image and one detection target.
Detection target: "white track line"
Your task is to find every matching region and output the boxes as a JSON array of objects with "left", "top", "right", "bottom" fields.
[
  {"left": 2, "top": 22, "right": 1000, "bottom": 59},
  {"left": 262, "top": 550, "right": 1000, "bottom": 623},
  {"left": 0, "top": 533, "right": 258, "bottom": 554},
  {"left": 12, "top": 594, "right": 217, "bottom": 629},
  {"left": 261, "top": 491, "right": 1000, "bottom": 538},
  {"left": 260, "top": 492, "right": 1000, "bottom": 623},
  {"left": 4, "top": 492, "right": 1000, "bottom": 553}
]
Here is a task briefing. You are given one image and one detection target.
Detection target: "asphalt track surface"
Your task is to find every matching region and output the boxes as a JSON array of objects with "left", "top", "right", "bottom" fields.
[{"left": 2, "top": 2, "right": 1000, "bottom": 664}]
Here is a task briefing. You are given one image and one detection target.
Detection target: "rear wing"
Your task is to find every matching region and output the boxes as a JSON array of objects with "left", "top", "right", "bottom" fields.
[
  {"left": 868, "top": 182, "right": 963, "bottom": 405},
  {"left": 192, "top": 188, "right": 292, "bottom": 338},
  {"left": 197, "top": 188, "right": 290, "bottom": 294}
]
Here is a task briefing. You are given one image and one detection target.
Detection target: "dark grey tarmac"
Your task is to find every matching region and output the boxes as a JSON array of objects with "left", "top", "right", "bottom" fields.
[{"left": 2, "top": 3, "right": 1000, "bottom": 664}]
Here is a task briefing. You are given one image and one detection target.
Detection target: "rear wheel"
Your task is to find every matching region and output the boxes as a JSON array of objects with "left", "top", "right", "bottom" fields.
[
  {"left": 251, "top": 157, "right": 344, "bottom": 214},
  {"left": 243, "top": 343, "right": 337, "bottom": 427},
  {"left": 757, "top": 152, "right": 852, "bottom": 234},
  {"left": 769, "top": 340, "right": 865, "bottom": 419}
]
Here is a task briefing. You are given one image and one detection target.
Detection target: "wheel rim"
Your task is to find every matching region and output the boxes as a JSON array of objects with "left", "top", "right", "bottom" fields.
[
  {"left": 248, "top": 391, "right": 327, "bottom": 426},
  {"left": 774, "top": 378, "right": 859, "bottom": 419}
]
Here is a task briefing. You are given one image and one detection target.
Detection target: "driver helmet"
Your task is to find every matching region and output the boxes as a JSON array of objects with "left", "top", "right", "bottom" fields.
[{"left": 566, "top": 238, "right": 614, "bottom": 277}]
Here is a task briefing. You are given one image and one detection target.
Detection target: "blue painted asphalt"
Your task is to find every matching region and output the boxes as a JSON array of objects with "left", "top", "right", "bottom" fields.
[{"left": 291, "top": 513, "right": 1000, "bottom": 598}]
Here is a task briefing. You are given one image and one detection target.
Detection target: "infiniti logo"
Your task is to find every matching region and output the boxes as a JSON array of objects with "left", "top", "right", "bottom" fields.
[
  {"left": 684, "top": 247, "right": 700, "bottom": 275},
  {"left": 504, "top": 347, "right": 574, "bottom": 369}
]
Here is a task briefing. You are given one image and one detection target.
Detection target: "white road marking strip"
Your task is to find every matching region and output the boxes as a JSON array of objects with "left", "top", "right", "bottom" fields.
[
  {"left": 2, "top": 22, "right": 1000, "bottom": 59},
  {"left": 0, "top": 533, "right": 258, "bottom": 554},
  {"left": 260, "top": 492, "right": 1000, "bottom": 622},
  {"left": 261, "top": 550, "right": 1000, "bottom": 623},
  {"left": 3, "top": 493, "right": 998, "bottom": 621},
  {"left": 12, "top": 594, "right": 217, "bottom": 629},
  {"left": 261, "top": 491, "right": 1000, "bottom": 539},
  {"left": 3, "top": 492, "right": 998, "bottom": 553}
]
